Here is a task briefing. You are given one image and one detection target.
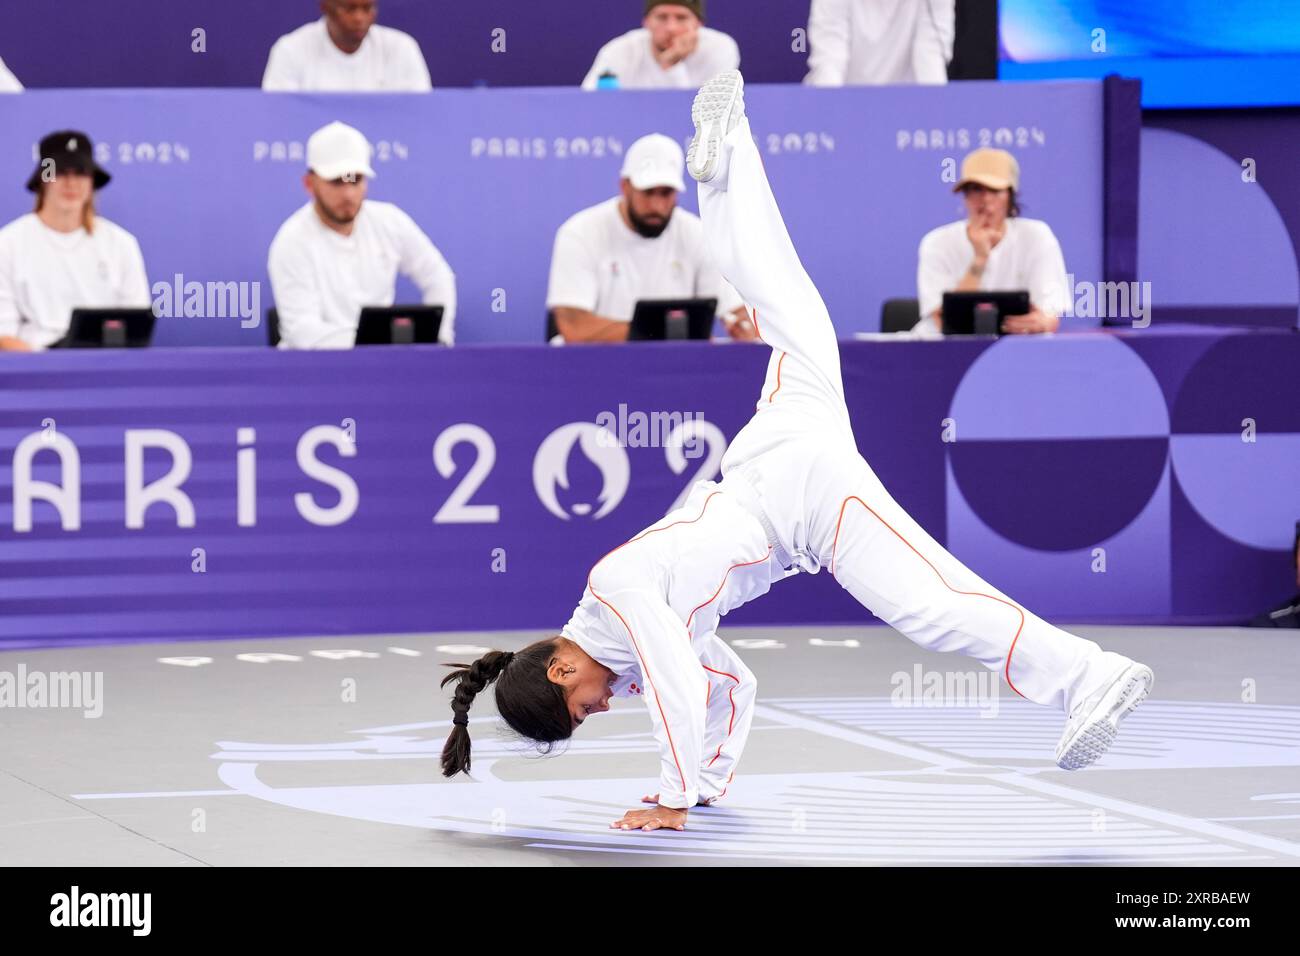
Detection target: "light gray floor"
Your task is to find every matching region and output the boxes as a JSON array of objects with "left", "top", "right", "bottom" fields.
[{"left": 1, "top": 625, "right": 1297, "bottom": 867}]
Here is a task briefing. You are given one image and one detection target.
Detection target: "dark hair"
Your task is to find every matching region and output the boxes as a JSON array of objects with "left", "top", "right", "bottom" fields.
[
  {"left": 439, "top": 638, "right": 572, "bottom": 777},
  {"left": 1007, "top": 187, "right": 1022, "bottom": 218},
  {"left": 960, "top": 183, "right": 1022, "bottom": 218}
]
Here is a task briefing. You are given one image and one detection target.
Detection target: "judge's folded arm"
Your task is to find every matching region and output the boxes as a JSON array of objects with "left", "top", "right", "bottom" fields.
[{"left": 552, "top": 305, "right": 630, "bottom": 343}]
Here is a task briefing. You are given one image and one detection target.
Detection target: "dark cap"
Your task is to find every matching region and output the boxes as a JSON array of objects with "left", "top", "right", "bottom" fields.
[
  {"left": 645, "top": 1, "right": 704, "bottom": 20},
  {"left": 26, "top": 130, "right": 111, "bottom": 193}
]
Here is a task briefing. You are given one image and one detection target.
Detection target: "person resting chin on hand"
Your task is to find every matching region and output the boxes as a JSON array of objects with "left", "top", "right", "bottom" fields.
[{"left": 914, "top": 147, "right": 1068, "bottom": 337}]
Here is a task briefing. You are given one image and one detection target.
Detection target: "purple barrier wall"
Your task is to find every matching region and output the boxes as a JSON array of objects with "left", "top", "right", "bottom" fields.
[
  {"left": 0, "top": 0, "right": 814, "bottom": 89},
  {"left": 0, "top": 82, "right": 1108, "bottom": 344},
  {"left": 2, "top": 327, "right": 1297, "bottom": 649},
  {"left": 1139, "top": 109, "right": 1300, "bottom": 328}
]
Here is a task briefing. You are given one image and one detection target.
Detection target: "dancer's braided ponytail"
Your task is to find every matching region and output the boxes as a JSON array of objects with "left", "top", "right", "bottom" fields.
[{"left": 439, "top": 650, "right": 514, "bottom": 776}]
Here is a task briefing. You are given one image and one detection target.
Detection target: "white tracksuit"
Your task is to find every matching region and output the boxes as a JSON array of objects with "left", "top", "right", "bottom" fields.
[{"left": 560, "top": 116, "right": 1133, "bottom": 810}]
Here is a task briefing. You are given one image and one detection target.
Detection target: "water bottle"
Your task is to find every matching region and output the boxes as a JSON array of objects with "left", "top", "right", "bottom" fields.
[{"left": 596, "top": 71, "right": 620, "bottom": 91}]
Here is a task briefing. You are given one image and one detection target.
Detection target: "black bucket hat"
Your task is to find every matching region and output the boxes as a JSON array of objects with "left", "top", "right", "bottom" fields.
[{"left": 26, "top": 130, "right": 112, "bottom": 193}]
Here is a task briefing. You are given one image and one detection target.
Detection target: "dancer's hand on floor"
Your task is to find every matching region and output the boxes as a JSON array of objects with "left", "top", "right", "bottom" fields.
[
  {"left": 642, "top": 793, "right": 716, "bottom": 807},
  {"left": 611, "top": 804, "right": 689, "bottom": 831}
]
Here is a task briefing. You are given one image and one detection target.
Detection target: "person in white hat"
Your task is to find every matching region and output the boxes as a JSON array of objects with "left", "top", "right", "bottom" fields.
[
  {"left": 545, "top": 132, "right": 753, "bottom": 343},
  {"left": 263, "top": 0, "right": 432, "bottom": 92},
  {"left": 0, "top": 55, "right": 21, "bottom": 92},
  {"left": 582, "top": 1, "right": 739, "bottom": 91},
  {"left": 267, "top": 121, "right": 456, "bottom": 349},
  {"left": 804, "top": 0, "right": 955, "bottom": 87},
  {"left": 912, "top": 146, "right": 1069, "bottom": 336}
]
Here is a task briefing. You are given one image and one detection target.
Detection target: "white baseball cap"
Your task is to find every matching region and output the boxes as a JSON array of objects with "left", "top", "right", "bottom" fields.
[
  {"left": 307, "top": 121, "right": 377, "bottom": 181},
  {"left": 620, "top": 133, "right": 686, "bottom": 192}
]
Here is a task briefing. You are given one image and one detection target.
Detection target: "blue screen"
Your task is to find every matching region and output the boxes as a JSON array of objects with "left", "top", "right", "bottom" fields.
[{"left": 999, "top": 0, "right": 1300, "bottom": 107}]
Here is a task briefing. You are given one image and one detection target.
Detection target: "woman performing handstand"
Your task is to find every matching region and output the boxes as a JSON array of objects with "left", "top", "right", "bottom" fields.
[{"left": 441, "top": 71, "right": 1153, "bottom": 833}]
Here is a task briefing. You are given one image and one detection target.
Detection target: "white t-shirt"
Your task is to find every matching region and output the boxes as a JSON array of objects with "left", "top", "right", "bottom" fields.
[
  {"left": 262, "top": 18, "right": 432, "bottom": 92},
  {"left": 581, "top": 27, "right": 740, "bottom": 90},
  {"left": 267, "top": 199, "right": 456, "bottom": 349},
  {"left": 0, "top": 213, "right": 150, "bottom": 350},
  {"left": 0, "top": 57, "right": 21, "bottom": 92},
  {"left": 913, "top": 217, "right": 1069, "bottom": 336},
  {"left": 546, "top": 197, "right": 744, "bottom": 330},
  {"left": 805, "top": 0, "right": 954, "bottom": 86}
]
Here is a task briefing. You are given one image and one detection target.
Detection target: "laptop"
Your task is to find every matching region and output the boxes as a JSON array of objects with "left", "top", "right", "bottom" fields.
[
  {"left": 941, "top": 291, "right": 1030, "bottom": 336},
  {"left": 628, "top": 298, "right": 718, "bottom": 342},
  {"left": 60, "top": 308, "right": 157, "bottom": 348},
  {"left": 354, "top": 306, "right": 444, "bottom": 346}
]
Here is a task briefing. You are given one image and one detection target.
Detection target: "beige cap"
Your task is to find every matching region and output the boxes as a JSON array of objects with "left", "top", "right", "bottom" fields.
[
  {"left": 953, "top": 148, "right": 1019, "bottom": 192},
  {"left": 620, "top": 133, "right": 686, "bottom": 192},
  {"left": 307, "top": 121, "right": 377, "bottom": 181}
]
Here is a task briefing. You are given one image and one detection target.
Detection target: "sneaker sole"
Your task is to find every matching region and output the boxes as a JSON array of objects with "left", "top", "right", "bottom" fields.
[
  {"left": 1055, "top": 665, "right": 1154, "bottom": 770},
  {"left": 688, "top": 70, "right": 743, "bottom": 183}
]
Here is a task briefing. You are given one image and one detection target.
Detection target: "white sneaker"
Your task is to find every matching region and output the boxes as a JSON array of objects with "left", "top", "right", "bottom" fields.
[
  {"left": 688, "top": 70, "right": 745, "bottom": 184},
  {"left": 1054, "top": 662, "right": 1153, "bottom": 770}
]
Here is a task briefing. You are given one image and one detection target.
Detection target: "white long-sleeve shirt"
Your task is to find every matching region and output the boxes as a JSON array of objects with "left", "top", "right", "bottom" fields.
[
  {"left": 804, "top": 0, "right": 955, "bottom": 86},
  {"left": 0, "top": 214, "right": 151, "bottom": 349},
  {"left": 0, "top": 56, "right": 22, "bottom": 92},
  {"left": 267, "top": 200, "right": 456, "bottom": 349},
  {"left": 581, "top": 27, "right": 740, "bottom": 90},
  {"left": 561, "top": 481, "right": 792, "bottom": 808},
  {"left": 262, "top": 18, "right": 432, "bottom": 92}
]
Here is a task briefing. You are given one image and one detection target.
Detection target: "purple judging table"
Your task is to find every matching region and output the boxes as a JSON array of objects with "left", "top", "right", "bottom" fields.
[{"left": 0, "top": 324, "right": 1296, "bottom": 648}]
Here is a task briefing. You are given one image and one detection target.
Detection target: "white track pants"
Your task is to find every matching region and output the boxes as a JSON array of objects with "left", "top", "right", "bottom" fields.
[{"left": 704, "top": 117, "right": 1131, "bottom": 715}]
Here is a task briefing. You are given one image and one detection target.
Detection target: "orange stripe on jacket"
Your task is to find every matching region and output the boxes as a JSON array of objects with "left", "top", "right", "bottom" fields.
[
  {"left": 701, "top": 664, "right": 740, "bottom": 768},
  {"left": 587, "top": 587, "right": 692, "bottom": 794},
  {"left": 828, "top": 495, "right": 1029, "bottom": 700},
  {"left": 767, "top": 351, "right": 786, "bottom": 403},
  {"left": 686, "top": 547, "right": 773, "bottom": 632},
  {"left": 584, "top": 491, "right": 724, "bottom": 798}
]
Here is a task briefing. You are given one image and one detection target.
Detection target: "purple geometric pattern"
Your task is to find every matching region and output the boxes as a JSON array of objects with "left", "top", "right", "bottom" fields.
[{"left": 2, "top": 327, "right": 1296, "bottom": 648}]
